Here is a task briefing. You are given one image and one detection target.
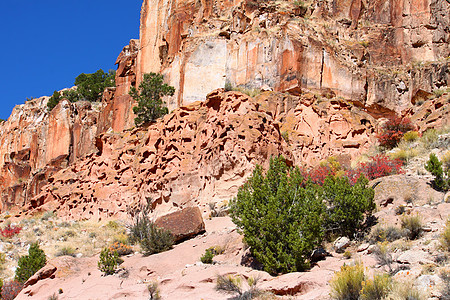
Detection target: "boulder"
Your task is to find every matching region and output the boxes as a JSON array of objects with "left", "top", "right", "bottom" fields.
[
  {"left": 310, "top": 248, "right": 330, "bottom": 262},
  {"left": 23, "top": 264, "right": 57, "bottom": 288},
  {"left": 396, "top": 250, "right": 434, "bottom": 265},
  {"left": 333, "top": 237, "right": 350, "bottom": 253},
  {"left": 155, "top": 207, "right": 205, "bottom": 243}
]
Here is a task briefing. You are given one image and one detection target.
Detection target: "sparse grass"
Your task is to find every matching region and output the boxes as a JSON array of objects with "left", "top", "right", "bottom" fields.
[
  {"left": 40, "top": 211, "right": 55, "bottom": 221},
  {"left": 147, "top": 281, "right": 161, "bottom": 300},
  {"left": 55, "top": 246, "right": 76, "bottom": 257},
  {"left": 360, "top": 273, "right": 392, "bottom": 300},
  {"left": 403, "top": 131, "right": 420, "bottom": 142},
  {"left": 0, "top": 217, "right": 131, "bottom": 281},
  {"left": 372, "top": 242, "right": 394, "bottom": 274},
  {"left": 224, "top": 83, "right": 262, "bottom": 98},
  {"left": 400, "top": 215, "right": 422, "bottom": 240},
  {"left": 389, "top": 239, "right": 412, "bottom": 252},
  {"left": 420, "top": 263, "right": 437, "bottom": 275},
  {"left": 388, "top": 281, "right": 423, "bottom": 300},
  {"left": 216, "top": 274, "right": 262, "bottom": 299},
  {"left": 421, "top": 129, "right": 439, "bottom": 149},
  {"left": 390, "top": 148, "right": 418, "bottom": 163},
  {"left": 343, "top": 251, "right": 352, "bottom": 259},
  {"left": 440, "top": 269, "right": 450, "bottom": 300},
  {"left": 442, "top": 151, "right": 450, "bottom": 170},
  {"left": 441, "top": 219, "right": 450, "bottom": 251},
  {"left": 369, "top": 225, "right": 403, "bottom": 243},
  {"left": 330, "top": 262, "right": 365, "bottom": 300}
]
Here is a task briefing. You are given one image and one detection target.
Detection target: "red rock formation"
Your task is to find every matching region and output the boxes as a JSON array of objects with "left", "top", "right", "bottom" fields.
[
  {"left": 97, "top": 40, "right": 139, "bottom": 134},
  {"left": 136, "top": 0, "right": 449, "bottom": 115},
  {"left": 23, "top": 90, "right": 380, "bottom": 220},
  {"left": 0, "top": 98, "right": 99, "bottom": 213}
]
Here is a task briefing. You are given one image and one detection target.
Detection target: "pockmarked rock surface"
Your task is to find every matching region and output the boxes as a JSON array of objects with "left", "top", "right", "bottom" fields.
[
  {"left": 137, "top": 0, "right": 449, "bottom": 115},
  {"left": 19, "top": 90, "right": 381, "bottom": 220}
]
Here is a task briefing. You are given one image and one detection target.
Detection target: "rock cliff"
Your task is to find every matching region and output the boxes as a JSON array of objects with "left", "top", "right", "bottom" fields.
[
  {"left": 0, "top": 98, "right": 99, "bottom": 214},
  {"left": 0, "top": 0, "right": 449, "bottom": 219},
  {"left": 136, "top": 0, "right": 449, "bottom": 116}
]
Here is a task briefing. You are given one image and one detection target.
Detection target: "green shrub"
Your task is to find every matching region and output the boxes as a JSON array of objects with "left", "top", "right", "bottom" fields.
[
  {"left": 47, "top": 69, "right": 115, "bottom": 111},
  {"left": 425, "top": 153, "right": 449, "bottom": 191},
  {"left": 322, "top": 175, "right": 375, "bottom": 237},
  {"left": 47, "top": 91, "right": 62, "bottom": 111},
  {"left": 98, "top": 247, "right": 122, "bottom": 275},
  {"left": 15, "top": 242, "right": 46, "bottom": 283},
  {"left": 62, "top": 89, "right": 82, "bottom": 102},
  {"left": 330, "top": 262, "right": 365, "bottom": 300},
  {"left": 130, "top": 72, "right": 175, "bottom": 126},
  {"left": 128, "top": 205, "right": 174, "bottom": 256},
  {"left": 401, "top": 215, "right": 422, "bottom": 240},
  {"left": 230, "top": 156, "right": 326, "bottom": 274},
  {"left": 360, "top": 273, "right": 392, "bottom": 300},
  {"left": 230, "top": 156, "right": 375, "bottom": 275},
  {"left": 200, "top": 248, "right": 214, "bottom": 264}
]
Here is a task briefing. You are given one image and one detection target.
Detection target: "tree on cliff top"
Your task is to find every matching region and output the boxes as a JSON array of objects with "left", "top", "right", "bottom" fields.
[
  {"left": 130, "top": 72, "right": 175, "bottom": 126},
  {"left": 47, "top": 69, "right": 115, "bottom": 111},
  {"left": 75, "top": 69, "right": 115, "bottom": 102}
]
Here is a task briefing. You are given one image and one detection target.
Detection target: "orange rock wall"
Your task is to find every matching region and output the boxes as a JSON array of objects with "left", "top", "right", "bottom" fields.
[
  {"left": 0, "top": 99, "right": 99, "bottom": 213},
  {"left": 136, "top": 0, "right": 449, "bottom": 115}
]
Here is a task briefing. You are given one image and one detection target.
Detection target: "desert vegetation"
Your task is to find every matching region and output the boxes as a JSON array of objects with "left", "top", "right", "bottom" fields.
[
  {"left": 230, "top": 155, "right": 375, "bottom": 274},
  {"left": 130, "top": 72, "right": 175, "bottom": 126},
  {"left": 47, "top": 69, "right": 115, "bottom": 110}
]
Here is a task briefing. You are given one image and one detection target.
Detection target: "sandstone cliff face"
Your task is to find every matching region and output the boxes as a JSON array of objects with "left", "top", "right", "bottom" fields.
[
  {"left": 0, "top": 98, "right": 99, "bottom": 213},
  {"left": 0, "top": 0, "right": 448, "bottom": 220},
  {"left": 136, "top": 0, "right": 449, "bottom": 116}
]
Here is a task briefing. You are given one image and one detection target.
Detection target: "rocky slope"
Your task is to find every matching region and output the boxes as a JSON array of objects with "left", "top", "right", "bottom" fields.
[
  {"left": 15, "top": 173, "right": 450, "bottom": 299},
  {"left": 18, "top": 89, "right": 378, "bottom": 220}
]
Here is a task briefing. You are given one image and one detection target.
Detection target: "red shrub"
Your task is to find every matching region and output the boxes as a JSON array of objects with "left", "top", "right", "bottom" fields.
[
  {"left": 377, "top": 116, "right": 414, "bottom": 149},
  {"left": 0, "top": 224, "right": 22, "bottom": 238},
  {"left": 305, "top": 165, "right": 335, "bottom": 185},
  {"left": 1, "top": 280, "right": 23, "bottom": 300},
  {"left": 347, "top": 154, "right": 404, "bottom": 184}
]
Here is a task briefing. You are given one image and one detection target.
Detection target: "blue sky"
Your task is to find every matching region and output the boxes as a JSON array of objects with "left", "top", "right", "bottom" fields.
[{"left": 0, "top": 0, "right": 142, "bottom": 120}]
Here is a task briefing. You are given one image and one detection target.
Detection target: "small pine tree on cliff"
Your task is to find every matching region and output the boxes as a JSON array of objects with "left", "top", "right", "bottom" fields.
[{"left": 130, "top": 73, "right": 175, "bottom": 126}]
